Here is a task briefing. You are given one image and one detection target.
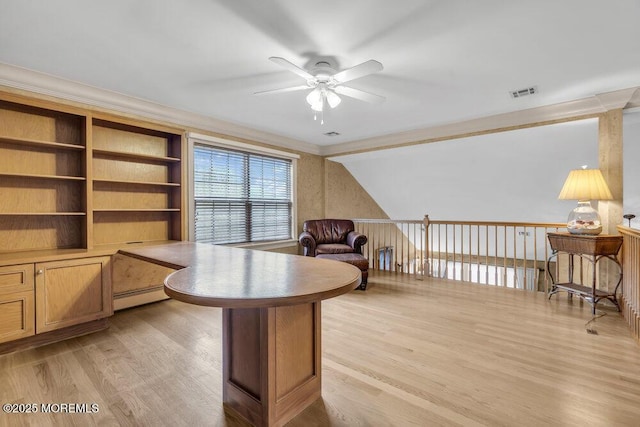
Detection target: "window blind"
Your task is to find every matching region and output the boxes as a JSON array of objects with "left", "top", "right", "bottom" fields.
[{"left": 193, "top": 144, "right": 292, "bottom": 244}]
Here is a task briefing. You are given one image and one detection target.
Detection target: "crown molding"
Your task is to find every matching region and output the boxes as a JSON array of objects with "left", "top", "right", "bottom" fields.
[
  {"left": 595, "top": 87, "right": 639, "bottom": 111},
  {"left": 2, "top": 63, "right": 638, "bottom": 159},
  {"left": 0, "top": 62, "right": 322, "bottom": 155},
  {"left": 322, "top": 87, "right": 640, "bottom": 157},
  {"left": 625, "top": 88, "right": 640, "bottom": 108}
]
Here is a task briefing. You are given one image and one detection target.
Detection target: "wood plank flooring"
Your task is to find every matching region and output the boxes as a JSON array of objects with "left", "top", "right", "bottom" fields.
[{"left": 1, "top": 270, "right": 639, "bottom": 426}]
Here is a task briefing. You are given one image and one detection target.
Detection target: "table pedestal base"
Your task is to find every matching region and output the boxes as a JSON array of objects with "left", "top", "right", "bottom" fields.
[{"left": 222, "top": 302, "right": 321, "bottom": 427}]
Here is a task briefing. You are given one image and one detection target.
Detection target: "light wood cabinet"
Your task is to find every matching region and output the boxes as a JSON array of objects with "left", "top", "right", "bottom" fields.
[
  {"left": 0, "top": 257, "right": 112, "bottom": 347},
  {"left": 35, "top": 257, "right": 112, "bottom": 333},
  {"left": 0, "top": 264, "right": 35, "bottom": 343},
  {"left": 0, "top": 92, "right": 185, "bottom": 350}
]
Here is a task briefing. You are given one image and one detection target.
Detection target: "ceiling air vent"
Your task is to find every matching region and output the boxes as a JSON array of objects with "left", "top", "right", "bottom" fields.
[
  {"left": 510, "top": 86, "right": 537, "bottom": 98},
  {"left": 324, "top": 131, "right": 340, "bottom": 137}
]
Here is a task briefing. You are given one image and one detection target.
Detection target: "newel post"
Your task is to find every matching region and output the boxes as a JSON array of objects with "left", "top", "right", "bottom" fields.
[{"left": 424, "top": 215, "right": 431, "bottom": 277}]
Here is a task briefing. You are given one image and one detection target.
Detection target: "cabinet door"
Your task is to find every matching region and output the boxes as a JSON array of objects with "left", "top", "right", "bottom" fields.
[
  {"left": 35, "top": 257, "right": 112, "bottom": 333},
  {"left": 0, "top": 264, "right": 35, "bottom": 343}
]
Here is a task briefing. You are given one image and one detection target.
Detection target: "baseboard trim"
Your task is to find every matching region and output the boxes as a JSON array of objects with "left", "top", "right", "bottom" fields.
[{"left": 0, "top": 318, "right": 109, "bottom": 355}]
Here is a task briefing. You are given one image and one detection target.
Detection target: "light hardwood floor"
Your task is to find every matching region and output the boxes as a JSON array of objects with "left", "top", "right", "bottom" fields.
[{"left": 1, "top": 270, "right": 639, "bottom": 427}]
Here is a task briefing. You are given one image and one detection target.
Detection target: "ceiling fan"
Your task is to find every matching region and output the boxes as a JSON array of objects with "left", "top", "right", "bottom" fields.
[{"left": 255, "top": 57, "right": 385, "bottom": 117}]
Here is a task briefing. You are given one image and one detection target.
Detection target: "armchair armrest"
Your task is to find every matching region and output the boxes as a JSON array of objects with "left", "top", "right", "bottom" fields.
[
  {"left": 298, "top": 231, "right": 317, "bottom": 256},
  {"left": 347, "top": 231, "right": 368, "bottom": 255}
]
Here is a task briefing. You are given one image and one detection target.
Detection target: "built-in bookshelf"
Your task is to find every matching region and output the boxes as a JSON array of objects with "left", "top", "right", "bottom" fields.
[
  {"left": 0, "top": 96, "right": 184, "bottom": 253},
  {"left": 91, "top": 119, "right": 183, "bottom": 246},
  {"left": 0, "top": 93, "right": 186, "bottom": 350},
  {"left": 0, "top": 99, "right": 87, "bottom": 252}
]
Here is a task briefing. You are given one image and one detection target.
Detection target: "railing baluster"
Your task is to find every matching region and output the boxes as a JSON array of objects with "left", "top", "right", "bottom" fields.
[
  {"left": 437, "top": 222, "right": 441, "bottom": 278},
  {"left": 384, "top": 222, "right": 388, "bottom": 272},
  {"left": 502, "top": 225, "right": 507, "bottom": 286},
  {"left": 437, "top": 223, "right": 441, "bottom": 278},
  {"left": 400, "top": 222, "right": 405, "bottom": 273},
  {"left": 523, "top": 226, "right": 528, "bottom": 290},
  {"left": 352, "top": 218, "right": 570, "bottom": 294},
  {"left": 512, "top": 227, "right": 517, "bottom": 288},
  {"left": 452, "top": 224, "right": 456, "bottom": 280},
  {"left": 485, "top": 225, "right": 489, "bottom": 285},
  {"left": 476, "top": 225, "right": 480, "bottom": 283},
  {"left": 533, "top": 228, "right": 537, "bottom": 290},
  {"left": 618, "top": 226, "right": 640, "bottom": 343},
  {"left": 468, "top": 224, "right": 472, "bottom": 282},
  {"left": 429, "top": 219, "right": 434, "bottom": 278},
  {"left": 373, "top": 222, "right": 378, "bottom": 270},
  {"left": 493, "top": 225, "right": 498, "bottom": 286},
  {"left": 426, "top": 218, "right": 431, "bottom": 278}
]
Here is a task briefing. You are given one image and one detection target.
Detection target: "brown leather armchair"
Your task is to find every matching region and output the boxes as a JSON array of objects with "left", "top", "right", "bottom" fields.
[{"left": 299, "top": 219, "right": 367, "bottom": 257}]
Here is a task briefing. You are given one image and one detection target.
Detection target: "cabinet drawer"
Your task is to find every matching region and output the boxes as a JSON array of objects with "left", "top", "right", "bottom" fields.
[
  {"left": 0, "top": 263, "right": 35, "bottom": 295},
  {"left": 0, "top": 290, "right": 35, "bottom": 343}
]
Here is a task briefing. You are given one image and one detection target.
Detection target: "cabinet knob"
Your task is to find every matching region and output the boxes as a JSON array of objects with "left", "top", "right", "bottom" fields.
[{"left": 37, "top": 269, "right": 44, "bottom": 275}]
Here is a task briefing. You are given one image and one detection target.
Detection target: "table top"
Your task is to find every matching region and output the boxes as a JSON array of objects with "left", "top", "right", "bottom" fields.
[{"left": 119, "top": 242, "right": 362, "bottom": 308}]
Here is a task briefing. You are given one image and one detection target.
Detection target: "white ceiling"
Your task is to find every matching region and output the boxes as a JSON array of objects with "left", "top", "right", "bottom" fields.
[{"left": 1, "top": 0, "right": 640, "bottom": 149}]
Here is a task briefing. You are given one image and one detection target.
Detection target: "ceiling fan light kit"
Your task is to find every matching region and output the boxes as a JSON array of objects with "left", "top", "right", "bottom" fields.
[
  {"left": 255, "top": 56, "right": 385, "bottom": 122},
  {"left": 306, "top": 83, "right": 342, "bottom": 112}
]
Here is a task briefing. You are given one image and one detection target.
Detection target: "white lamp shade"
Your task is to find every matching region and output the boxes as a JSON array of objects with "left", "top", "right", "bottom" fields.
[
  {"left": 325, "top": 90, "right": 341, "bottom": 108},
  {"left": 306, "top": 87, "right": 322, "bottom": 107},
  {"left": 558, "top": 169, "right": 613, "bottom": 201}
]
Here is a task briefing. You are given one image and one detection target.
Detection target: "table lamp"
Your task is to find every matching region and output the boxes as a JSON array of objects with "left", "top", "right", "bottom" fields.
[{"left": 558, "top": 166, "right": 613, "bottom": 235}]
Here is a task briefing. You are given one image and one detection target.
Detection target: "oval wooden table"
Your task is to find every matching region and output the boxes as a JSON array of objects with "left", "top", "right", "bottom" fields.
[{"left": 120, "top": 242, "right": 361, "bottom": 427}]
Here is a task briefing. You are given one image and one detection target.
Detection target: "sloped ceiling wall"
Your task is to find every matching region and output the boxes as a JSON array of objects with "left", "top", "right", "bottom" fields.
[
  {"left": 331, "top": 118, "right": 600, "bottom": 223},
  {"left": 324, "top": 160, "right": 388, "bottom": 219}
]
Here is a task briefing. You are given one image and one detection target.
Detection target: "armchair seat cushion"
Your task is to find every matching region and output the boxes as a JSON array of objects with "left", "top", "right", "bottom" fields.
[{"left": 316, "top": 243, "right": 355, "bottom": 255}]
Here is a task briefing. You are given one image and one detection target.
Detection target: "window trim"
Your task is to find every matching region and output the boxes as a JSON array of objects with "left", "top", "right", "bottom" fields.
[{"left": 187, "top": 132, "right": 299, "bottom": 247}]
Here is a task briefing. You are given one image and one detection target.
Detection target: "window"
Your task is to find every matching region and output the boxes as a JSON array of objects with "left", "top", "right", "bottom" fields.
[{"left": 191, "top": 138, "right": 295, "bottom": 245}]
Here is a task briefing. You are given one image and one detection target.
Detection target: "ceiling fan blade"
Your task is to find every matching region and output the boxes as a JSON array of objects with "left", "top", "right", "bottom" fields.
[
  {"left": 269, "top": 57, "right": 314, "bottom": 80},
  {"left": 334, "top": 86, "right": 385, "bottom": 104},
  {"left": 254, "top": 85, "right": 310, "bottom": 96},
  {"left": 332, "top": 60, "right": 383, "bottom": 83}
]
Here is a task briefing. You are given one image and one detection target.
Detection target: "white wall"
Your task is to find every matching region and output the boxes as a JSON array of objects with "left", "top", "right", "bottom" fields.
[
  {"left": 623, "top": 110, "right": 640, "bottom": 229},
  {"left": 331, "top": 118, "right": 600, "bottom": 223}
]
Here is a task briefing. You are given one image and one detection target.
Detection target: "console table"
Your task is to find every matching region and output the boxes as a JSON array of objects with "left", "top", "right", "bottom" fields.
[
  {"left": 120, "top": 242, "right": 361, "bottom": 427},
  {"left": 546, "top": 232, "right": 623, "bottom": 314}
]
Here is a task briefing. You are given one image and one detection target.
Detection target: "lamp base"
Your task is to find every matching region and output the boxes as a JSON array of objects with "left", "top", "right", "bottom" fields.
[{"left": 566, "top": 201, "right": 603, "bottom": 235}]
